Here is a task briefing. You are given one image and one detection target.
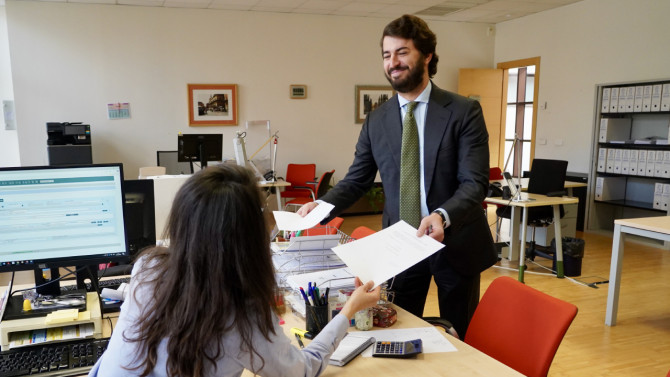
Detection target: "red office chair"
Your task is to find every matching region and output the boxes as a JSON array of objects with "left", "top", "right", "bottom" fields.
[
  {"left": 484, "top": 167, "right": 504, "bottom": 209},
  {"left": 464, "top": 276, "right": 578, "bottom": 377},
  {"left": 281, "top": 164, "right": 317, "bottom": 205},
  {"left": 302, "top": 217, "right": 344, "bottom": 236},
  {"left": 285, "top": 170, "right": 335, "bottom": 211},
  {"left": 350, "top": 225, "right": 376, "bottom": 240}
]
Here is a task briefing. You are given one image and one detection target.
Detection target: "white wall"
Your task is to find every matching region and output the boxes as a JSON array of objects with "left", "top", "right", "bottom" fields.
[
  {"left": 494, "top": 0, "right": 670, "bottom": 174},
  {"left": 0, "top": 5, "right": 20, "bottom": 167},
  {"left": 5, "top": 1, "right": 494, "bottom": 180}
]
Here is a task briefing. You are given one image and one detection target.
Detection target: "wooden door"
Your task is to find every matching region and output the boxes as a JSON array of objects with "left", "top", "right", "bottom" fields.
[{"left": 457, "top": 68, "right": 504, "bottom": 168}]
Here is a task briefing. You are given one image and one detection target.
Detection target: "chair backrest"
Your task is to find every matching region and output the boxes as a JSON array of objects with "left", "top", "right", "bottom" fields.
[
  {"left": 527, "top": 159, "right": 568, "bottom": 195},
  {"left": 315, "top": 170, "right": 335, "bottom": 199},
  {"left": 489, "top": 167, "right": 504, "bottom": 180},
  {"left": 464, "top": 276, "right": 577, "bottom": 377},
  {"left": 138, "top": 166, "right": 166, "bottom": 179},
  {"left": 283, "top": 163, "right": 316, "bottom": 197},
  {"left": 350, "top": 226, "right": 376, "bottom": 240},
  {"left": 157, "top": 150, "right": 193, "bottom": 175},
  {"left": 303, "top": 217, "right": 344, "bottom": 236}
]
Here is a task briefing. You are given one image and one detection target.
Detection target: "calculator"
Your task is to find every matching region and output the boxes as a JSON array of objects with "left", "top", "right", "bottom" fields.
[{"left": 371, "top": 339, "right": 423, "bottom": 358}]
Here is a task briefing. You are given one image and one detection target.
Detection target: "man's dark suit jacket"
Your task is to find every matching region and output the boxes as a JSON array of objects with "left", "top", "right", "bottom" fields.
[{"left": 321, "top": 84, "right": 497, "bottom": 275}]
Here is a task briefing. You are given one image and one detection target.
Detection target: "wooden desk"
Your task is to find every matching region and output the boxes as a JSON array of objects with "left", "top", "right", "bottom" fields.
[
  {"left": 485, "top": 193, "right": 579, "bottom": 282},
  {"left": 491, "top": 178, "right": 587, "bottom": 195},
  {"left": 242, "top": 304, "right": 522, "bottom": 377},
  {"left": 259, "top": 180, "right": 291, "bottom": 209},
  {"left": 605, "top": 216, "right": 670, "bottom": 326}
]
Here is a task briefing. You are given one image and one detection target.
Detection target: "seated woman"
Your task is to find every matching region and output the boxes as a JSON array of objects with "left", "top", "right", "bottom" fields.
[{"left": 89, "top": 164, "right": 380, "bottom": 377}]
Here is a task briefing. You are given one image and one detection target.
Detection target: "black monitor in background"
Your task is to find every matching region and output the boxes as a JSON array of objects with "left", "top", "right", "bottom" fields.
[
  {"left": 177, "top": 133, "right": 223, "bottom": 170},
  {"left": 0, "top": 164, "right": 129, "bottom": 305},
  {"left": 157, "top": 150, "right": 193, "bottom": 174},
  {"left": 98, "top": 179, "right": 157, "bottom": 278}
]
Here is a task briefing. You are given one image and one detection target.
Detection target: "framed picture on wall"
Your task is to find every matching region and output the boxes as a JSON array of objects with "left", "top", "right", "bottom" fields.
[
  {"left": 355, "top": 85, "right": 395, "bottom": 124},
  {"left": 188, "top": 84, "right": 238, "bottom": 126}
]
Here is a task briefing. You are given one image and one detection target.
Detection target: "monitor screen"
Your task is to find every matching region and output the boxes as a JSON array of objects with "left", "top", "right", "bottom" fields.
[
  {"left": 123, "top": 179, "right": 156, "bottom": 257},
  {"left": 0, "top": 163, "right": 129, "bottom": 273},
  {"left": 157, "top": 150, "right": 193, "bottom": 175},
  {"left": 177, "top": 133, "right": 223, "bottom": 169}
]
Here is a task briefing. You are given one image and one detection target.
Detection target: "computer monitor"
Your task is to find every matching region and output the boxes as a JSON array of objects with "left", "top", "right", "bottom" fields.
[
  {"left": 177, "top": 133, "right": 223, "bottom": 169},
  {"left": 123, "top": 179, "right": 156, "bottom": 258},
  {"left": 0, "top": 163, "right": 129, "bottom": 297},
  {"left": 157, "top": 150, "right": 193, "bottom": 175}
]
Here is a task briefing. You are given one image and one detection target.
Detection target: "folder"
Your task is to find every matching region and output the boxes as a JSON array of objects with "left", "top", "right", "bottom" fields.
[
  {"left": 613, "top": 149, "right": 623, "bottom": 174},
  {"left": 621, "top": 149, "right": 630, "bottom": 175},
  {"left": 664, "top": 184, "right": 670, "bottom": 211},
  {"left": 617, "top": 87, "right": 627, "bottom": 113},
  {"left": 655, "top": 150, "right": 665, "bottom": 177},
  {"left": 663, "top": 151, "right": 670, "bottom": 179},
  {"left": 637, "top": 150, "right": 647, "bottom": 176},
  {"left": 634, "top": 86, "right": 644, "bottom": 112},
  {"left": 653, "top": 182, "right": 664, "bottom": 210},
  {"left": 662, "top": 84, "right": 670, "bottom": 112},
  {"left": 606, "top": 148, "right": 616, "bottom": 173},
  {"left": 597, "top": 147, "right": 607, "bottom": 172},
  {"left": 645, "top": 149, "right": 656, "bottom": 177},
  {"left": 642, "top": 85, "right": 652, "bottom": 112},
  {"left": 601, "top": 87, "right": 610, "bottom": 113},
  {"left": 599, "top": 118, "right": 631, "bottom": 143},
  {"left": 628, "top": 150, "right": 638, "bottom": 176},
  {"left": 625, "top": 86, "right": 636, "bottom": 112},
  {"left": 651, "top": 84, "right": 663, "bottom": 112},
  {"left": 595, "top": 176, "right": 626, "bottom": 201},
  {"left": 609, "top": 87, "right": 619, "bottom": 113}
]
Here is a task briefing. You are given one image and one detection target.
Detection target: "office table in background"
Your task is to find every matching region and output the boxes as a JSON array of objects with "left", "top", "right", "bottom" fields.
[
  {"left": 606, "top": 216, "right": 670, "bottom": 326},
  {"left": 485, "top": 193, "right": 579, "bottom": 283},
  {"left": 258, "top": 180, "right": 291, "bottom": 210}
]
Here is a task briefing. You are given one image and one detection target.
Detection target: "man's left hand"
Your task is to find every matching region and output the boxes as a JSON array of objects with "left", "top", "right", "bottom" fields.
[{"left": 416, "top": 213, "right": 445, "bottom": 242}]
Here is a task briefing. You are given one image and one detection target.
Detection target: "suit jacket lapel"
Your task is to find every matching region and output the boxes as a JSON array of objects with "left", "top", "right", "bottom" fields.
[
  {"left": 382, "top": 95, "right": 402, "bottom": 169},
  {"left": 424, "top": 86, "right": 453, "bottom": 193}
]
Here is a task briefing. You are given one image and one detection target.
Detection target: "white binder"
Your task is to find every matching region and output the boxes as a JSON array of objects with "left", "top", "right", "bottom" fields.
[
  {"left": 597, "top": 147, "right": 607, "bottom": 172},
  {"left": 621, "top": 149, "right": 630, "bottom": 175},
  {"left": 634, "top": 86, "right": 644, "bottom": 112},
  {"left": 637, "top": 150, "right": 647, "bottom": 176},
  {"left": 663, "top": 183, "right": 670, "bottom": 211},
  {"left": 625, "top": 86, "right": 636, "bottom": 112},
  {"left": 653, "top": 182, "right": 664, "bottom": 210},
  {"left": 645, "top": 149, "right": 656, "bottom": 177},
  {"left": 651, "top": 84, "right": 663, "bottom": 112},
  {"left": 661, "top": 84, "right": 670, "bottom": 112},
  {"left": 654, "top": 150, "right": 665, "bottom": 177},
  {"left": 609, "top": 87, "right": 619, "bottom": 113},
  {"left": 642, "top": 85, "right": 653, "bottom": 112},
  {"left": 628, "top": 150, "right": 639, "bottom": 176},
  {"left": 606, "top": 149, "right": 616, "bottom": 173},
  {"left": 663, "top": 151, "right": 670, "bottom": 179},
  {"left": 601, "top": 87, "right": 610, "bottom": 113},
  {"left": 613, "top": 149, "right": 623, "bottom": 174}
]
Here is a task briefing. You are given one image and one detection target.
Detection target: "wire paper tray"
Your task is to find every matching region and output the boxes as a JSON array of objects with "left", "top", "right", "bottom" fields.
[{"left": 273, "top": 229, "right": 352, "bottom": 288}]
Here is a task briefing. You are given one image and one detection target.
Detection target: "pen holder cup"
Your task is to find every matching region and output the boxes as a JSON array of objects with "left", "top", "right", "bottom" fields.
[{"left": 306, "top": 305, "right": 329, "bottom": 335}]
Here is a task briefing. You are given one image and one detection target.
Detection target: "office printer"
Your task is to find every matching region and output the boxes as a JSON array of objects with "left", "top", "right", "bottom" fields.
[{"left": 46, "top": 122, "right": 93, "bottom": 165}]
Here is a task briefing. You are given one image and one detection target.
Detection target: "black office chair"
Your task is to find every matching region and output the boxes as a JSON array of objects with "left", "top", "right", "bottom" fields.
[{"left": 496, "top": 159, "right": 569, "bottom": 262}]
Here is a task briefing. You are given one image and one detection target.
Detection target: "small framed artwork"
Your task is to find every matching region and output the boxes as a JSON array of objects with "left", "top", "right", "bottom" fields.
[
  {"left": 355, "top": 85, "right": 395, "bottom": 124},
  {"left": 187, "top": 84, "right": 238, "bottom": 126},
  {"left": 290, "top": 84, "right": 307, "bottom": 99}
]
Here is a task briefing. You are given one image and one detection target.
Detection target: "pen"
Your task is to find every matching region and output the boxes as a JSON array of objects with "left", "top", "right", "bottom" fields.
[
  {"left": 295, "top": 333, "right": 305, "bottom": 349},
  {"left": 324, "top": 287, "right": 330, "bottom": 306},
  {"left": 299, "top": 287, "right": 310, "bottom": 306}
]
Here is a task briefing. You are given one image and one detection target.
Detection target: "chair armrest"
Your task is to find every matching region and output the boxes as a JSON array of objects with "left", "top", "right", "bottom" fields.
[{"left": 423, "top": 316, "right": 459, "bottom": 339}]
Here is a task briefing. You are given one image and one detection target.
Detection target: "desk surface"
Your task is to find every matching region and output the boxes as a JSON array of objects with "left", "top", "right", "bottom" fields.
[
  {"left": 614, "top": 216, "right": 670, "bottom": 233},
  {"left": 244, "top": 305, "right": 523, "bottom": 377},
  {"left": 484, "top": 193, "right": 578, "bottom": 207},
  {"left": 491, "top": 178, "right": 587, "bottom": 190}
]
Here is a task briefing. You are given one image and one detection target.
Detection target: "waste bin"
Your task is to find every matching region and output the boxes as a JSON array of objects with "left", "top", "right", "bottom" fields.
[{"left": 551, "top": 237, "right": 585, "bottom": 277}]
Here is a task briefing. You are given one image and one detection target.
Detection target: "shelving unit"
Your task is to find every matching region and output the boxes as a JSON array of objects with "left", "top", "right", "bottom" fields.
[{"left": 587, "top": 79, "right": 670, "bottom": 247}]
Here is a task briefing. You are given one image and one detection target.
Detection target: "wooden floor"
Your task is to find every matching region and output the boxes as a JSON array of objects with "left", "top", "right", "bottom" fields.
[{"left": 339, "top": 212, "right": 670, "bottom": 377}]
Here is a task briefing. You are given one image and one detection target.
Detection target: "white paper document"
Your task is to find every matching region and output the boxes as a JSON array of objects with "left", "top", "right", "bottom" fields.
[
  {"left": 273, "top": 202, "right": 335, "bottom": 231},
  {"left": 331, "top": 220, "right": 444, "bottom": 287},
  {"left": 359, "top": 326, "right": 458, "bottom": 356}
]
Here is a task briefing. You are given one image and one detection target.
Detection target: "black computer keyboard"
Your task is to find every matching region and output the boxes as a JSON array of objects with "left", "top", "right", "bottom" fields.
[
  {"left": 0, "top": 337, "right": 109, "bottom": 377},
  {"left": 60, "top": 277, "right": 131, "bottom": 293}
]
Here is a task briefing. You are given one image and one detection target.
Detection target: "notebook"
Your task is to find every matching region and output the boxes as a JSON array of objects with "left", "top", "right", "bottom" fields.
[{"left": 329, "top": 333, "right": 375, "bottom": 367}]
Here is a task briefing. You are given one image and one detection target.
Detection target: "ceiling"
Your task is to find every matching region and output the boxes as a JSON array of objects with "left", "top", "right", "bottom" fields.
[{"left": 4, "top": 0, "right": 583, "bottom": 24}]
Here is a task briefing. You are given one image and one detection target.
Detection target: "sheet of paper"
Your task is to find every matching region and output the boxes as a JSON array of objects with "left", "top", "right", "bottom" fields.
[
  {"left": 273, "top": 202, "right": 334, "bottom": 231},
  {"left": 285, "top": 267, "right": 355, "bottom": 291},
  {"left": 331, "top": 220, "right": 444, "bottom": 287},
  {"left": 357, "top": 326, "right": 458, "bottom": 356}
]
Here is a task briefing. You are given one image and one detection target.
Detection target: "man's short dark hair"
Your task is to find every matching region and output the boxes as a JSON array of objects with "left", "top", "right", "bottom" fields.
[{"left": 381, "top": 14, "right": 439, "bottom": 78}]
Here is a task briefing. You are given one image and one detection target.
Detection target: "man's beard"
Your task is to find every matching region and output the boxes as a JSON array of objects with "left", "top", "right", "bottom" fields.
[{"left": 385, "top": 59, "right": 426, "bottom": 93}]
